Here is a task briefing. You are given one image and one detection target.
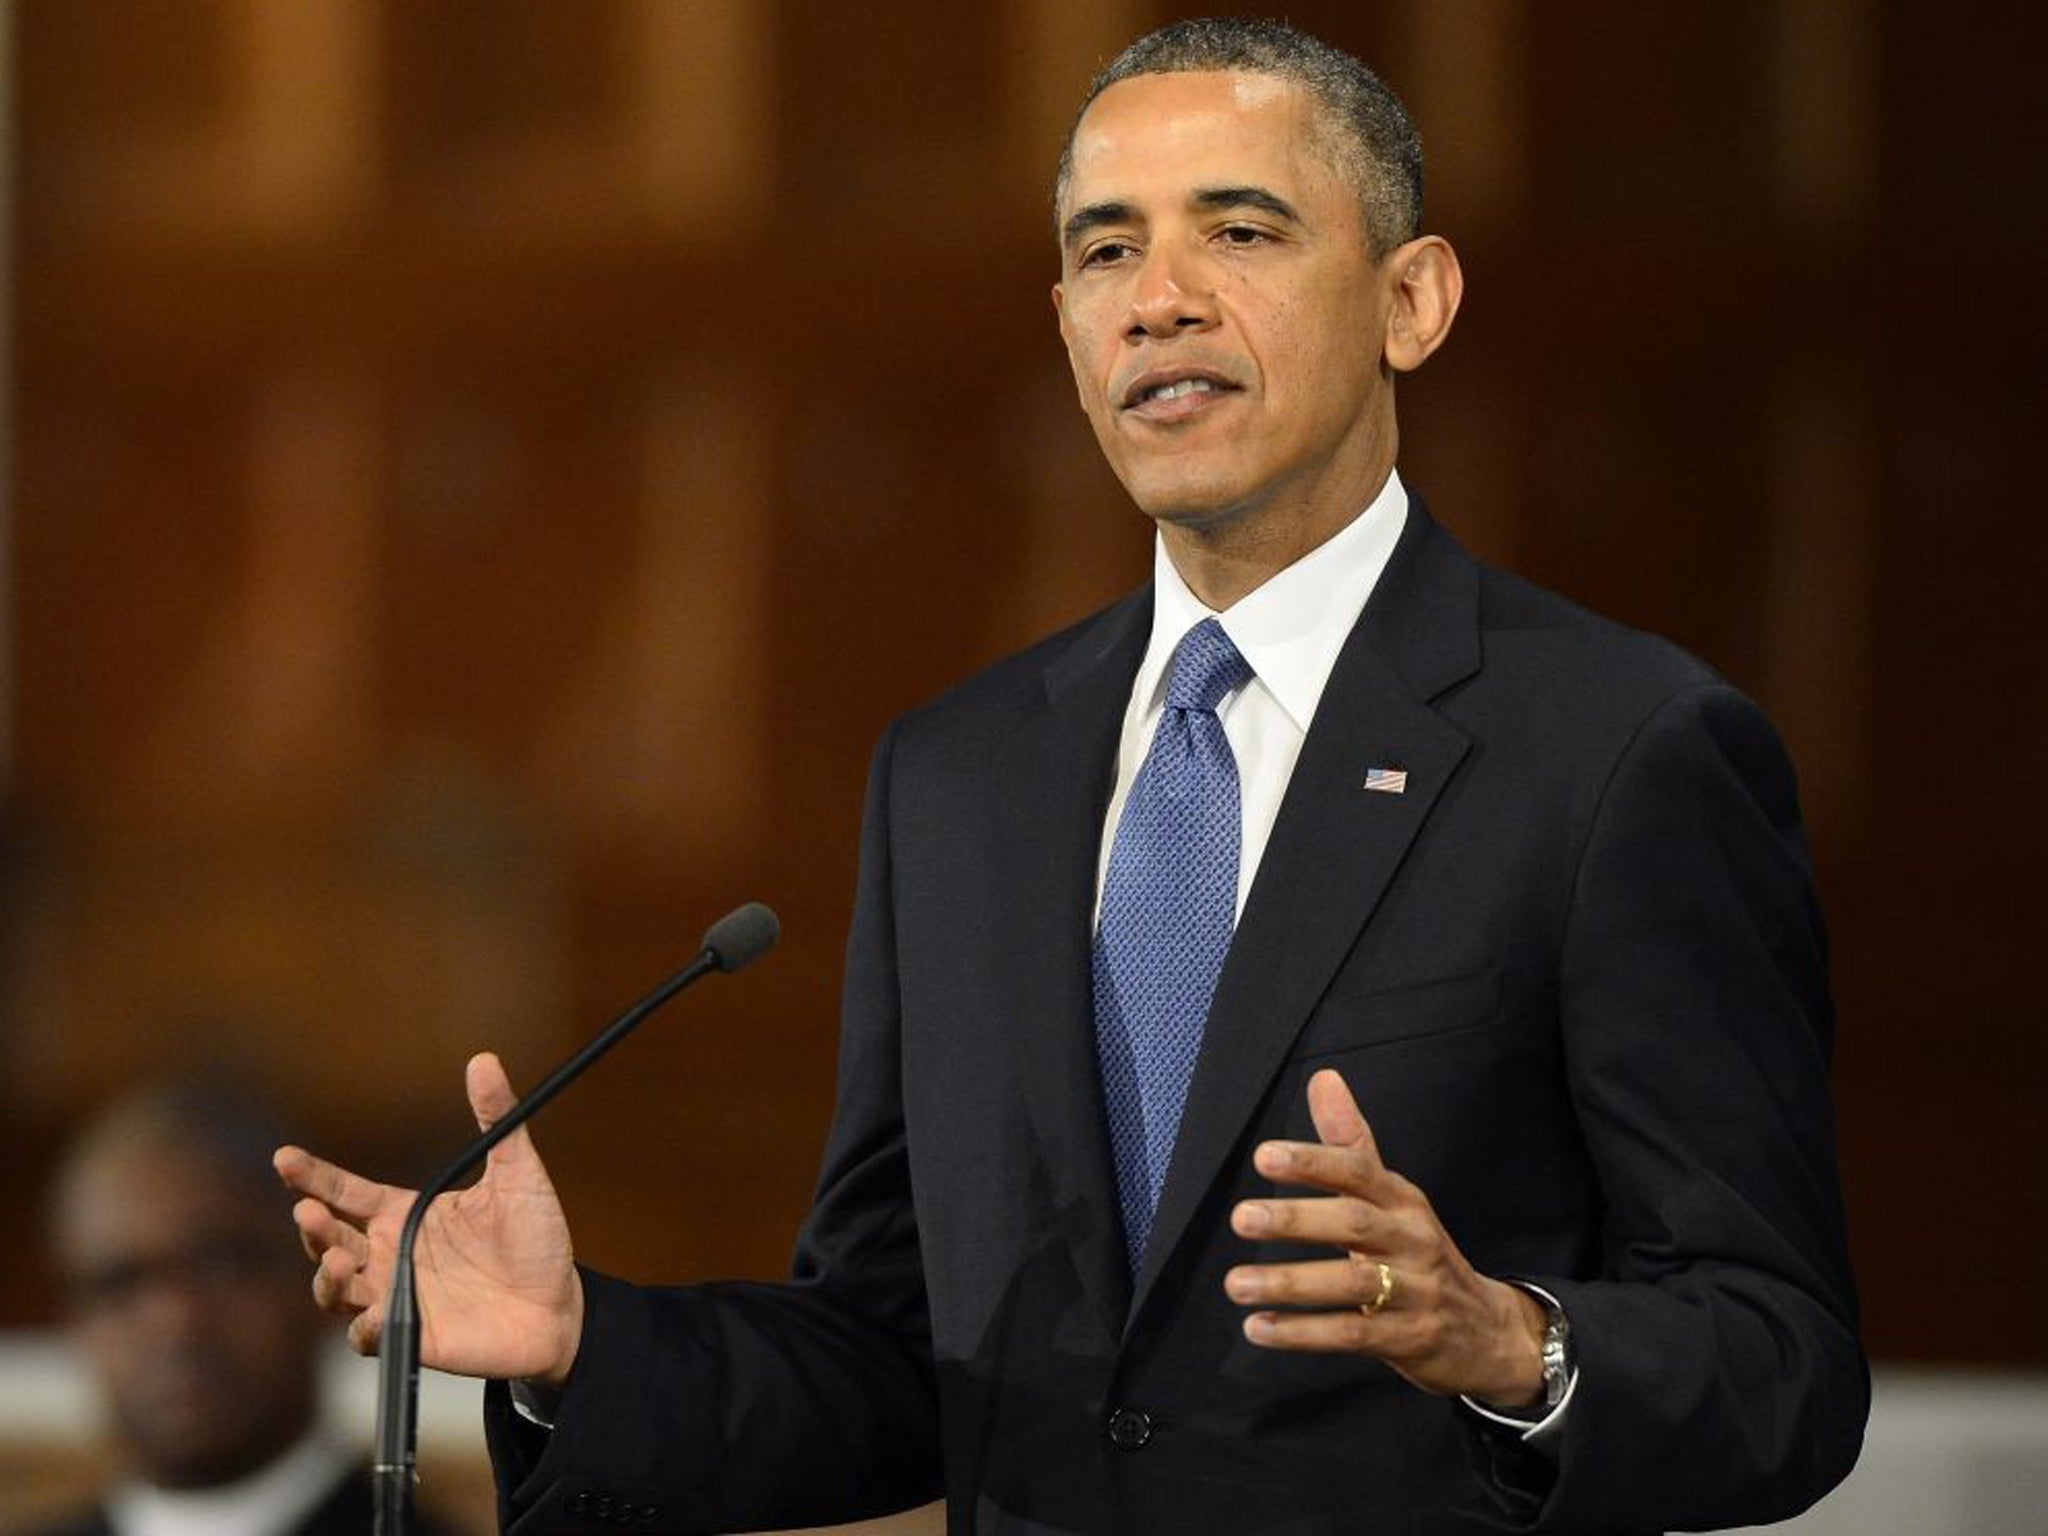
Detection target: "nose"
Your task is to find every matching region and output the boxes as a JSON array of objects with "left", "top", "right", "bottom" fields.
[
  {"left": 1125, "top": 245, "right": 1219, "bottom": 340},
  {"left": 121, "top": 1269, "right": 215, "bottom": 1346}
]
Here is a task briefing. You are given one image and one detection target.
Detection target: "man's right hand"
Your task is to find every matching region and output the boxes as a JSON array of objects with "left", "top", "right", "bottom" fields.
[{"left": 273, "top": 1051, "right": 586, "bottom": 1389}]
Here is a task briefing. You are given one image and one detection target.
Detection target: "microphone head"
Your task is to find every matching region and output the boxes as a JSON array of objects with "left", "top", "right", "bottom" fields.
[{"left": 701, "top": 902, "right": 780, "bottom": 973}]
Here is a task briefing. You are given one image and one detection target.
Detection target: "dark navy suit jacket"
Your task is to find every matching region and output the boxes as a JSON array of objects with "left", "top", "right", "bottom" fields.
[{"left": 487, "top": 501, "right": 1866, "bottom": 1534}]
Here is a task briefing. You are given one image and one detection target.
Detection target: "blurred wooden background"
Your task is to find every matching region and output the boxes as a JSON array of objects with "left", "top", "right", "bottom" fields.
[{"left": 3, "top": 1, "right": 2044, "bottom": 1500}]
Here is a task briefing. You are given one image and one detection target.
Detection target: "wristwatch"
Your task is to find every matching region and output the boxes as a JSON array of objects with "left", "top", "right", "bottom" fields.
[{"left": 1536, "top": 1291, "right": 1574, "bottom": 1409}]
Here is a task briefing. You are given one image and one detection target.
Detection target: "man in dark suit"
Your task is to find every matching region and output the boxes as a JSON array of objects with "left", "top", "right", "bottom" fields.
[
  {"left": 33, "top": 1080, "right": 463, "bottom": 1536},
  {"left": 278, "top": 19, "right": 1866, "bottom": 1533}
]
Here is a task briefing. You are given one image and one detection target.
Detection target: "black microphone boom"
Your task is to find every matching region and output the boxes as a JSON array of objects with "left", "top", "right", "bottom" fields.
[{"left": 372, "top": 901, "right": 780, "bottom": 1536}]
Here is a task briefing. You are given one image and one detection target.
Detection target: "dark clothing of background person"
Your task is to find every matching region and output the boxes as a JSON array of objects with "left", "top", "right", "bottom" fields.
[{"left": 17, "top": 1461, "right": 466, "bottom": 1536}]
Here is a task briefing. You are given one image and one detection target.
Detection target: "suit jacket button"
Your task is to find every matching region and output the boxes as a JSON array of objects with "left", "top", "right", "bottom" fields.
[{"left": 1108, "top": 1406, "right": 1154, "bottom": 1450}]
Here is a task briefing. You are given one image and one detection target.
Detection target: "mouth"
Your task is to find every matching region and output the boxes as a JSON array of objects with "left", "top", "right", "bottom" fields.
[{"left": 1119, "top": 368, "right": 1242, "bottom": 422}]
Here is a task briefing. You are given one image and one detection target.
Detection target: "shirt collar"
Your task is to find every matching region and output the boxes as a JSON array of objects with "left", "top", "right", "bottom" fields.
[
  {"left": 1137, "top": 469, "right": 1409, "bottom": 731},
  {"left": 108, "top": 1433, "right": 353, "bottom": 1536}
]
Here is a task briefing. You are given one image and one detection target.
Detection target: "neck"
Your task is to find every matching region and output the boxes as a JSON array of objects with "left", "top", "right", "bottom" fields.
[
  {"left": 1152, "top": 403, "right": 1399, "bottom": 609},
  {"left": 1158, "top": 462, "right": 1395, "bottom": 610}
]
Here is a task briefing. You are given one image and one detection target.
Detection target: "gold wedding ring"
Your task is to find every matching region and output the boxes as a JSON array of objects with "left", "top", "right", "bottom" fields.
[{"left": 1364, "top": 1259, "right": 1396, "bottom": 1315}]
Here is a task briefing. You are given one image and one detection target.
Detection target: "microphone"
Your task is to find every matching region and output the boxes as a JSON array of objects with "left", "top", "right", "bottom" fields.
[
  {"left": 701, "top": 900, "right": 780, "bottom": 972},
  {"left": 372, "top": 902, "right": 780, "bottom": 1536}
]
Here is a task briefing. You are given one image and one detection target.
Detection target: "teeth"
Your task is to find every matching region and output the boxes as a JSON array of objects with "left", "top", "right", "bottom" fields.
[{"left": 1143, "top": 378, "right": 1218, "bottom": 404}]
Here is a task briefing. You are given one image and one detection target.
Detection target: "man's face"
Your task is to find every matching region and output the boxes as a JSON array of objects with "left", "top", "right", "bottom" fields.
[
  {"left": 1054, "top": 70, "right": 1397, "bottom": 535},
  {"left": 57, "top": 1143, "right": 323, "bottom": 1488}
]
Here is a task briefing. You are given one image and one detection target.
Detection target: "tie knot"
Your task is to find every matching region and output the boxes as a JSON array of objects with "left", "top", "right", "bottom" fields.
[{"left": 1165, "top": 618, "right": 1252, "bottom": 714}]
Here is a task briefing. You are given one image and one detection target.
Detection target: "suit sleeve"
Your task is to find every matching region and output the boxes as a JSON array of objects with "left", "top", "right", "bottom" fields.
[
  {"left": 1499, "top": 682, "right": 1868, "bottom": 1530},
  {"left": 485, "top": 722, "right": 943, "bottom": 1535}
]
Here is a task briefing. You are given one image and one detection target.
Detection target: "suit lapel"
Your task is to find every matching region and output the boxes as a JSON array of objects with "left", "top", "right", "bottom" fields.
[
  {"left": 989, "top": 589, "right": 1151, "bottom": 1334},
  {"left": 1132, "top": 504, "right": 1483, "bottom": 1314}
]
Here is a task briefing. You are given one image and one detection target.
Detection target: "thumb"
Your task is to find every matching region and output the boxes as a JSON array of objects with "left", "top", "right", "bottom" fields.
[
  {"left": 1306, "top": 1068, "right": 1385, "bottom": 1177},
  {"left": 466, "top": 1051, "right": 520, "bottom": 1132},
  {"left": 467, "top": 1051, "right": 546, "bottom": 1181}
]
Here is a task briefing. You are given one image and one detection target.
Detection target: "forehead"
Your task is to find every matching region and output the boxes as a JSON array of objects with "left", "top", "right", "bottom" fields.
[
  {"left": 1063, "top": 70, "right": 1344, "bottom": 216},
  {"left": 57, "top": 1142, "right": 266, "bottom": 1264}
]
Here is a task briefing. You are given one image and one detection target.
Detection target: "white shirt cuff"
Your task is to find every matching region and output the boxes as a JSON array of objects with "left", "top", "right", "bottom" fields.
[
  {"left": 507, "top": 1377, "right": 562, "bottom": 1430},
  {"left": 1461, "top": 1359, "right": 1578, "bottom": 1447}
]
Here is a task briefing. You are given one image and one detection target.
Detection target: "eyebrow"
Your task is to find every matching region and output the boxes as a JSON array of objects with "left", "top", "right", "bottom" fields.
[
  {"left": 1061, "top": 200, "right": 1135, "bottom": 251},
  {"left": 1193, "top": 185, "right": 1303, "bottom": 224},
  {"left": 1060, "top": 184, "right": 1305, "bottom": 252}
]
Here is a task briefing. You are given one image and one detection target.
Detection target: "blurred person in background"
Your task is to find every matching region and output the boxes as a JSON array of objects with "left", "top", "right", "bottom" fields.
[{"left": 29, "top": 1079, "right": 460, "bottom": 1536}]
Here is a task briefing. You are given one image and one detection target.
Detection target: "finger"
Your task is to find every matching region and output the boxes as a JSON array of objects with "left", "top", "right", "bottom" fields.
[
  {"left": 1233, "top": 1190, "right": 1406, "bottom": 1250},
  {"left": 1225, "top": 1255, "right": 1395, "bottom": 1310},
  {"left": 292, "top": 1197, "right": 371, "bottom": 1266},
  {"left": 1252, "top": 1139, "right": 1367, "bottom": 1195},
  {"left": 273, "top": 1145, "right": 392, "bottom": 1223},
  {"left": 1253, "top": 1075, "right": 1406, "bottom": 1200},
  {"left": 346, "top": 1302, "right": 386, "bottom": 1357},
  {"left": 316, "top": 1240, "right": 395, "bottom": 1323},
  {"left": 312, "top": 1245, "right": 365, "bottom": 1315},
  {"left": 1241, "top": 1306, "right": 1387, "bottom": 1355}
]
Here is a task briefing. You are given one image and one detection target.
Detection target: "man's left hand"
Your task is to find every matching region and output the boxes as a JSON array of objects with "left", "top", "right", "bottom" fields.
[{"left": 1225, "top": 1067, "right": 1546, "bottom": 1408}]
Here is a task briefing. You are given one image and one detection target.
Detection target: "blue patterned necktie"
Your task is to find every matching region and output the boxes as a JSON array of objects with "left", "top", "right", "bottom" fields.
[{"left": 1094, "top": 617, "right": 1253, "bottom": 1275}]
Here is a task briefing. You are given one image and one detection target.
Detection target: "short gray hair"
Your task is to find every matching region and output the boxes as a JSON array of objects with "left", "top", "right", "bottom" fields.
[{"left": 1054, "top": 18, "right": 1423, "bottom": 257}]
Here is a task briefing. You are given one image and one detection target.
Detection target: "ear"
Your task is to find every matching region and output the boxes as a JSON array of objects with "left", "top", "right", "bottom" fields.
[{"left": 1382, "top": 236, "right": 1463, "bottom": 374}]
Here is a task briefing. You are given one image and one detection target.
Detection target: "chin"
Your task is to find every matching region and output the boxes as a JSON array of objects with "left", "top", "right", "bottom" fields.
[
  {"left": 129, "top": 1403, "right": 289, "bottom": 1488},
  {"left": 1139, "top": 497, "right": 1260, "bottom": 540},
  {"left": 145, "top": 1444, "right": 267, "bottom": 1490},
  {"left": 1121, "top": 469, "right": 1256, "bottom": 532}
]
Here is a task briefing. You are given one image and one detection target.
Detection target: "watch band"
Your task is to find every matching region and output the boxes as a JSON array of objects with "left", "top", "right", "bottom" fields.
[{"left": 1537, "top": 1292, "right": 1574, "bottom": 1409}]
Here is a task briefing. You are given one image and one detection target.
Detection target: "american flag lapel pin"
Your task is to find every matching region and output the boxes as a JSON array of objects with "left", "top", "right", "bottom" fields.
[{"left": 1362, "top": 764, "right": 1409, "bottom": 795}]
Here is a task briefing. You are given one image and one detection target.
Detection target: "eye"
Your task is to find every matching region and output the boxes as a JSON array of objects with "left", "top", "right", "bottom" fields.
[
  {"left": 1078, "top": 240, "right": 1136, "bottom": 269},
  {"left": 1216, "top": 223, "right": 1272, "bottom": 247}
]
